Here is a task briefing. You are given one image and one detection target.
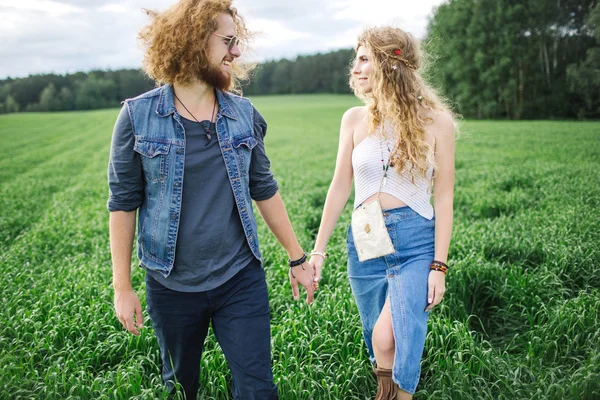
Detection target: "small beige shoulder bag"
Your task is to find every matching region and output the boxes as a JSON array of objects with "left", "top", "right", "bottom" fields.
[{"left": 351, "top": 155, "right": 395, "bottom": 262}]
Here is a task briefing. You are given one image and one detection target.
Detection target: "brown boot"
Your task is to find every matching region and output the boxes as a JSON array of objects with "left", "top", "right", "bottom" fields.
[{"left": 375, "top": 367, "right": 398, "bottom": 400}]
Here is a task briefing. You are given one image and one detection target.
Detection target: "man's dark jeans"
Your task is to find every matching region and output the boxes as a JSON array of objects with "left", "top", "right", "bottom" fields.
[{"left": 146, "top": 259, "right": 278, "bottom": 399}]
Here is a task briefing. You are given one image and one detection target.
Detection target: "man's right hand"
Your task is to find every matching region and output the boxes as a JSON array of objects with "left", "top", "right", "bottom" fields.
[{"left": 114, "top": 288, "right": 143, "bottom": 335}]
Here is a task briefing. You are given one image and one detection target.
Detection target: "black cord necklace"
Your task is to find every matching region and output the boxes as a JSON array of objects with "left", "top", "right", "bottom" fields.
[{"left": 174, "top": 92, "right": 218, "bottom": 142}]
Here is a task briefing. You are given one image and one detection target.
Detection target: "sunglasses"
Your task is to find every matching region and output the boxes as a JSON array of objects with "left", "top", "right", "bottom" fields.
[{"left": 212, "top": 33, "right": 239, "bottom": 51}]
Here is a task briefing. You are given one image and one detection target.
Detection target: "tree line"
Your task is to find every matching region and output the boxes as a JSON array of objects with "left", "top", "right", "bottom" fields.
[
  {"left": 426, "top": 0, "right": 599, "bottom": 119},
  {"left": 0, "top": 49, "right": 355, "bottom": 116},
  {"left": 0, "top": 70, "right": 156, "bottom": 114},
  {"left": 243, "top": 49, "right": 354, "bottom": 95},
  {"left": 0, "top": 0, "right": 597, "bottom": 119}
]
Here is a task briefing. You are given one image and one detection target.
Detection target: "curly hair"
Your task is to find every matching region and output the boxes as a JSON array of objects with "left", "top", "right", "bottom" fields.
[
  {"left": 349, "top": 26, "right": 455, "bottom": 182},
  {"left": 138, "top": 0, "right": 254, "bottom": 90}
]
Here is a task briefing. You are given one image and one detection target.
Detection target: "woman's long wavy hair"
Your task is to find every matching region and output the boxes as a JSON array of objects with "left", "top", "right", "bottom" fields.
[
  {"left": 138, "top": 0, "right": 254, "bottom": 90},
  {"left": 350, "top": 26, "right": 455, "bottom": 181}
]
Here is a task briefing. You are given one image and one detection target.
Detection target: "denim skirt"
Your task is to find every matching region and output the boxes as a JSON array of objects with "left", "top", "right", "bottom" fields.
[{"left": 347, "top": 205, "right": 435, "bottom": 394}]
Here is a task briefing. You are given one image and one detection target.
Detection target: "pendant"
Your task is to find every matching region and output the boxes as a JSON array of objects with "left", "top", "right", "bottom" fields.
[
  {"left": 364, "top": 224, "right": 371, "bottom": 233},
  {"left": 202, "top": 121, "right": 212, "bottom": 141}
]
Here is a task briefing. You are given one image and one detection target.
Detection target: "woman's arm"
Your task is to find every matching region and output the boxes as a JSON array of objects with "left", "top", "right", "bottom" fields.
[
  {"left": 310, "top": 107, "right": 360, "bottom": 283},
  {"left": 426, "top": 111, "right": 455, "bottom": 311}
]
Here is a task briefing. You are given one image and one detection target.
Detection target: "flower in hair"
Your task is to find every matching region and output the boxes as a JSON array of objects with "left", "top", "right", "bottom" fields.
[
  {"left": 392, "top": 65, "right": 397, "bottom": 70},
  {"left": 394, "top": 49, "right": 402, "bottom": 56}
]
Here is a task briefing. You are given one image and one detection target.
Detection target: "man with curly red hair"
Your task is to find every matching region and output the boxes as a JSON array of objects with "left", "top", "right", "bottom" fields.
[{"left": 106, "top": 1, "right": 315, "bottom": 398}]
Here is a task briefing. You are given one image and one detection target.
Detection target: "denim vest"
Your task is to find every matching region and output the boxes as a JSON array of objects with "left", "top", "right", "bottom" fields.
[{"left": 124, "top": 85, "right": 261, "bottom": 277}]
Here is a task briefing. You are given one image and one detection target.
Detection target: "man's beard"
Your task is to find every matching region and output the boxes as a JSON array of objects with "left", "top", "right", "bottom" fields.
[{"left": 198, "top": 62, "right": 231, "bottom": 91}]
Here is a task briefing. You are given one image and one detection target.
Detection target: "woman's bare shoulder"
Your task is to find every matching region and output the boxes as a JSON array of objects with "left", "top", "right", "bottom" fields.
[
  {"left": 342, "top": 106, "right": 367, "bottom": 123},
  {"left": 424, "top": 109, "right": 455, "bottom": 138}
]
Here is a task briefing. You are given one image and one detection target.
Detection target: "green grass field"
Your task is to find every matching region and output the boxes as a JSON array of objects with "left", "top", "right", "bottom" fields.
[{"left": 0, "top": 95, "right": 599, "bottom": 399}]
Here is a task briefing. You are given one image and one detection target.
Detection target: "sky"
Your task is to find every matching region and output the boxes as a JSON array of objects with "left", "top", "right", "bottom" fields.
[{"left": 0, "top": 0, "right": 446, "bottom": 80}]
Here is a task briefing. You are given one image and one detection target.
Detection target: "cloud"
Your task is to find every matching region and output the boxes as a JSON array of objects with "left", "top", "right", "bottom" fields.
[{"left": 0, "top": 0, "right": 446, "bottom": 79}]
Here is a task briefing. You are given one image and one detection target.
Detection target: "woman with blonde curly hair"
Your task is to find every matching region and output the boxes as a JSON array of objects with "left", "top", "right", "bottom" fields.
[{"left": 309, "top": 26, "right": 455, "bottom": 399}]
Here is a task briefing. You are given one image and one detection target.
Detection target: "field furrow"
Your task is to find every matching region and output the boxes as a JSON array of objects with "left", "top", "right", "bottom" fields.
[{"left": 0, "top": 121, "right": 111, "bottom": 251}]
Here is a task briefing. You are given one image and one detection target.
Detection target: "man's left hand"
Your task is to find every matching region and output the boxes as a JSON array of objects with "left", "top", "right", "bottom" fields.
[{"left": 289, "top": 261, "right": 315, "bottom": 304}]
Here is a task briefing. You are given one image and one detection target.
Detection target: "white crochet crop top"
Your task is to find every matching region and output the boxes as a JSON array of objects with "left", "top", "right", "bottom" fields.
[{"left": 352, "top": 133, "right": 434, "bottom": 220}]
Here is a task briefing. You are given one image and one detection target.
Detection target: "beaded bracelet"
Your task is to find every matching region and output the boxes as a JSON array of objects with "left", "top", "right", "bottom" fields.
[
  {"left": 430, "top": 260, "right": 448, "bottom": 269},
  {"left": 430, "top": 265, "right": 448, "bottom": 274},
  {"left": 430, "top": 260, "right": 449, "bottom": 275}
]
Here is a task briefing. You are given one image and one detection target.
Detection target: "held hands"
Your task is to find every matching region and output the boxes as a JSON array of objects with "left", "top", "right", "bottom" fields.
[
  {"left": 425, "top": 270, "right": 446, "bottom": 312},
  {"left": 289, "top": 260, "right": 316, "bottom": 304},
  {"left": 114, "top": 288, "right": 144, "bottom": 335}
]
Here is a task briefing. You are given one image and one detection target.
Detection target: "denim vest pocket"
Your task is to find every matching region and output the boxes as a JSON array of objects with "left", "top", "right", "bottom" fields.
[
  {"left": 134, "top": 137, "right": 170, "bottom": 182},
  {"left": 232, "top": 133, "right": 257, "bottom": 177}
]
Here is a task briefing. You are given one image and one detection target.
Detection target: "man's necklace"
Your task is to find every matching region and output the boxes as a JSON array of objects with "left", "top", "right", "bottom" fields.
[{"left": 174, "top": 92, "right": 218, "bottom": 143}]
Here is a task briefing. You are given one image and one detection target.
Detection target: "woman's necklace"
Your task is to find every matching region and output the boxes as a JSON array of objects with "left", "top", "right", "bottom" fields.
[
  {"left": 379, "top": 133, "right": 392, "bottom": 187},
  {"left": 174, "top": 92, "right": 218, "bottom": 143}
]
